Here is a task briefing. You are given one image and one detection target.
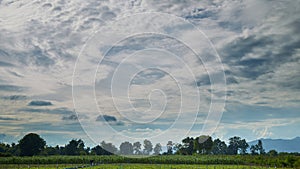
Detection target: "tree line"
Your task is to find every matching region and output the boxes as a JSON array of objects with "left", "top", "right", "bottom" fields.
[{"left": 0, "top": 133, "right": 281, "bottom": 157}]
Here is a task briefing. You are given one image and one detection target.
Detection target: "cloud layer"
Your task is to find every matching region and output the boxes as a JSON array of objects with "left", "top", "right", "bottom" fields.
[{"left": 0, "top": 0, "right": 299, "bottom": 145}]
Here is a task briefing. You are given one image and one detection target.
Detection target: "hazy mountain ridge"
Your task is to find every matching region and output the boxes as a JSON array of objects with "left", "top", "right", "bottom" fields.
[{"left": 249, "top": 137, "right": 300, "bottom": 152}]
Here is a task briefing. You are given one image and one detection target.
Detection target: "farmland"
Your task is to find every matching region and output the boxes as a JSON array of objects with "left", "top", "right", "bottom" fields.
[
  {"left": 0, "top": 164, "right": 296, "bottom": 169},
  {"left": 0, "top": 155, "right": 299, "bottom": 168}
]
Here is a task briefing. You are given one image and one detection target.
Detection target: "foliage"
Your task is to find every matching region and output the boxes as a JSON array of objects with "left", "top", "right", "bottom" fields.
[
  {"left": 143, "top": 139, "right": 153, "bottom": 155},
  {"left": 153, "top": 143, "right": 162, "bottom": 155},
  {"left": 132, "top": 142, "right": 142, "bottom": 155},
  {"left": 19, "top": 133, "right": 46, "bottom": 156},
  {"left": 119, "top": 141, "right": 133, "bottom": 155}
]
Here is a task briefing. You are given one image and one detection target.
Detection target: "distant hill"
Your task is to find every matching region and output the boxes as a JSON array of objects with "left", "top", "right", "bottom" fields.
[{"left": 248, "top": 137, "right": 300, "bottom": 153}]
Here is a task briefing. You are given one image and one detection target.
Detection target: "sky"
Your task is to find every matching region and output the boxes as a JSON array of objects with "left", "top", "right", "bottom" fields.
[{"left": 0, "top": 0, "right": 299, "bottom": 148}]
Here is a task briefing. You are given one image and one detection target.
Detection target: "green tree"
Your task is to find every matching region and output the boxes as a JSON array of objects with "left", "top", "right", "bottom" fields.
[
  {"left": 41, "top": 146, "right": 59, "bottom": 155},
  {"left": 153, "top": 143, "right": 162, "bottom": 155},
  {"left": 194, "top": 135, "right": 213, "bottom": 154},
  {"left": 119, "top": 141, "right": 133, "bottom": 155},
  {"left": 211, "top": 139, "right": 227, "bottom": 155},
  {"left": 133, "top": 141, "right": 142, "bottom": 155},
  {"left": 19, "top": 133, "right": 46, "bottom": 156},
  {"left": 91, "top": 145, "right": 112, "bottom": 155},
  {"left": 143, "top": 139, "right": 153, "bottom": 155},
  {"left": 100, "top": 141, "right": 117, "bottom": 155},
  {"left": 268, "top": 149, "right": 278, "bottom": 156},
  {"left": 239, "top": 139, "right": 249, "bottom": 154},
  {"left": 251, "top": 140, "right": 265, "bottom": 155},
  {"left": 250, "top": 145, "right": 258, "bottom": 155},
  {"left": 166, "top": 141, "right": 174, "bottom": 155},
  {"left": 227, "top": 136, "right": 248, "bottom": 155},
  {"left": 64, "top": 139, "right": 85, "bottom": 155},
  {"left": 257, "top": 140, "right": 265, "bottom": 154},
  {"left": 181, "top": 137, "right": 194, "bottom": 155}
]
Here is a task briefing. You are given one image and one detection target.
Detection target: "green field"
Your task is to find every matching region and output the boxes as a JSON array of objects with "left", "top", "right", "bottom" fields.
[
  {"left": 0, "top": 155, "right": 299, "bottom": 169},
  {"left": 0, "top": 164, "right": 295, "bottom": 169}
]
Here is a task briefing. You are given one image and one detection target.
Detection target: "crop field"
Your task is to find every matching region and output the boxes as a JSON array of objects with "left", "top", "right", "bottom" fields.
[
  {"left": 0, "top": 155, "right": 299, "bottom": 169},
  {"left": 1, "top": 155, "right": 299, "bottom": 166},
  {"left": 0, "top": 164, "right": 295, "bottom": 169}
]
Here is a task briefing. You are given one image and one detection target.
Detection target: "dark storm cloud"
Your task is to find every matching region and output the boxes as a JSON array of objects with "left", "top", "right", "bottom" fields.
[
  {"left": 96, "top": 115, "right": 117, "bottom": 122},
  {"left": 28, "top": 100, "right": 53, "bottom": 106},
  {"left": 0, "top": 84, "right": 26, "bottom": 92},
  {"left": 2, "top": 95, "right": 27, "bottom": 100},
  {"left": 96, "top": 115, "right": 125, "bottom": 126}
]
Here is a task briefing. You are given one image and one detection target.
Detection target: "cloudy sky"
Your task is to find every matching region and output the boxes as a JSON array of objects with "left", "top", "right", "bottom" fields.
[{"left": 0, "top": 0, "right": 299, "bottom": 147}]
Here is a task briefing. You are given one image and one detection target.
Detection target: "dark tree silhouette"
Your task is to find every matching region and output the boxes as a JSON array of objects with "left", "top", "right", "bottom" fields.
[
  {"left": 251, "top": 140, "right": 265, "bottom": 155},
  {"left": 211, "top": 138, "right": 227, "bottom": 155},
  {"left": 19, "top": 133, "right": 46, "bottom": 156},
  {"left": 181, "top": 137, "right": 194, "bottom": 155},
  {"left": 227, "top": 136, "right": 248, "bottom": 155},
  {"left": 64, "top": 139, "right": 85, "bottom": 155},
  {"left": 250, "top": 145, "right": 258, "bottom": 155},
  {"left": 257, "top": 140, "right": 265, "bottom": 154},
  {"left": 195, "top": 135, "right": 213, "bottom": 154},
  {"left": 239, "top": 139, "right": 249, "bottom": 154}
]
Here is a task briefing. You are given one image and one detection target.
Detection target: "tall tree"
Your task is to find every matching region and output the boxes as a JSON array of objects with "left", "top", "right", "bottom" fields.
[
  {"left": 227, "top": 136, "right": 249, "bottom": 155},
  {"left": 166, "top": 141, "right": 174, "bottom": 155},
  {"left": 133, "top": 141, "right": 142, "bottom": 155},
  {"left": 119, "top": 141, "right": 133, "bottom": 155},
  {"left": 211, "top": 139, "right": 227, "bottom": 155},
  {"left": 239, "top": 139, "right": 249, "bottom": 154},
  {"left": 250, "top": 145, "right": 258, "bottom": 155},
  {"left": 19, "top": 133, "right": 46, "bottom": 156},
  {"left": 257, "top": 140, "right": 265, "bottom": 154},
  {"left": 143, "top": 139, "right": 153, "bottom": 155},
  {"left": 181, "top": 137, "right": 194, "bottom": 155},
  {"left": 91, "top": 145, "right": 112, "bottom": 155},
  {"left": 100, "top": 141, "right": 117, "bottom": 155},
  {"left": 194, "top": 135, "right": 213, "bottom": 154},
  {"left": 153, "top": 143, "right": 162, "bottom": 155},
  {"left": 64, "top": 139, "right": 85, "bottom": 155},
  {"left": 251, "top": 140, "right": 265, "bottom": 155}
]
